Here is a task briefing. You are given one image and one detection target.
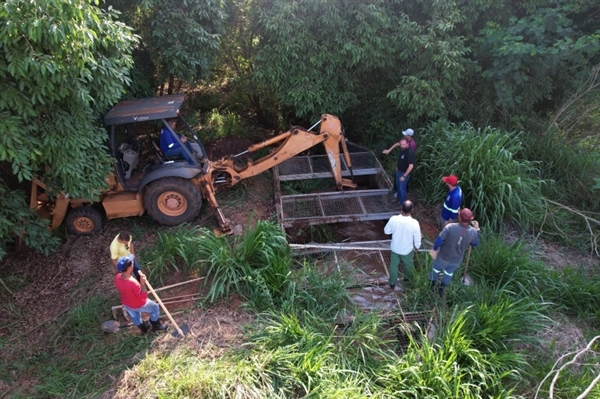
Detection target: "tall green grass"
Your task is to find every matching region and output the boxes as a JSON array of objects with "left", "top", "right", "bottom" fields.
[
  {"left": 541, "top": 266, "right": 600, "bottom": 323},
  {"left": 379, "top": 308, "right": 525, "bottom": 398},
  {"left": 193, "top": 220, "right": 292, "bottom": 310},
  {"left": 120, "top": 299, "right": 546, "bottom": 398},
  {"left": 519, "top": 134, "right": 600, "bottom": 211},
  {"left": 415, "top": 121, "right": 546, "bottom": 231},
  {"left": 141, "top": 224, "right": 200, "bottom": 282},
  {"left": 466, "top": 233, "right": 550, "bottom": 296},
  {"left": 6, "top": 294, "right": 152, "bottom": 398}
]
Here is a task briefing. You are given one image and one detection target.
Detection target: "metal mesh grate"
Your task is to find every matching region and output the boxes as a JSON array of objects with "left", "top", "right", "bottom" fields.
[
  {"left": 283, "top": 196, "right": 322, "bottom": 219},
  {"left": 349, "top": 152, "right": 378, "bottom": 169},
  {"left": 312, "top": 156, "right": 339, "bottom": 173},
  {"left": 278, "top": 157, "right": 312, "bottom": 175},
  {"left": 281, "top": 191, "right": 398, "bottom": 222},
  {"left": 362, "top": 192, "right": 398, "bottom": 213},
  {"left": 277, "top": 152, "right": 378, "bottom": 180},
  {"left": 321, "top": 195, "right": 364, "bottom": 216}
]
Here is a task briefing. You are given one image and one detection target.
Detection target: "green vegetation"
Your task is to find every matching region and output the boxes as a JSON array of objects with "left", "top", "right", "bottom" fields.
[
  {"left": 1, "top": 294, "right": 153, "bottom": 398},
  {"left": 142, "top": 224, "right": 201, "bottom": 282},
  {"left": 1, "top": 0, "right": 600, "bottom": 397},
  {"left": 415, "top": 121, "right": 546, "bottom": 231},
  {"left": 198, "top": 108, "right": 249, "bottom": 142},
  {"left": 3, "top": 221, "right": 599, "bottom": 398}
]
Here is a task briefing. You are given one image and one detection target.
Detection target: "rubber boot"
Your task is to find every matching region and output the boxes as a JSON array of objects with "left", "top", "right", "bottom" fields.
[
  {"left": 439, "top": 284, "right": 448, "bottom": 297},
  {"left": 429, "top": 280, "right": 436, "bottom": 292},
  {"left": 136, "top": 322, "right": 149, "bottom": 334},
  {"left": 150, "top": 319, "right": 168, "bottom": 332}
]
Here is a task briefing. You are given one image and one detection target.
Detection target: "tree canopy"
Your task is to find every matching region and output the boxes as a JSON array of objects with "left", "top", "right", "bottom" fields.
[
  {"left": 0, "top": 0, "right": 599, "bottom": 258},
  {"left": 0, "top": 0, "right": 136, "bottom": 256}
]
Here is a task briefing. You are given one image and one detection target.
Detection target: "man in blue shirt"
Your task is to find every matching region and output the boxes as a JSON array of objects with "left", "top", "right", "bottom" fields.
[
  {"left": 429, "top": 208, "right": 479, "bottom": 296},
  {"left": 159, "top": 118, "right": 195, "bottom": 164},
  {"left": 440, "top": 174, "right": 462, "bottom": 229}
]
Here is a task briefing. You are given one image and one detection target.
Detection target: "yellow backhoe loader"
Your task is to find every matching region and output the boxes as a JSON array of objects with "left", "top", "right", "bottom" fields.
[{"left": 30, "top": 94, "right": 356, "bottom": 235}]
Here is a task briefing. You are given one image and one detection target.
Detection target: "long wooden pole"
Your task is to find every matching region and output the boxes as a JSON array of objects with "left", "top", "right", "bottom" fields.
[
  {"left": 462, "top": 246, "right": 472, "bottom": 283},
  {"left": 154, "top": 277, "right": 204, "bottom": 293},
  {"left": 144, "top": 279, "right": 185, "bottom": 337}
]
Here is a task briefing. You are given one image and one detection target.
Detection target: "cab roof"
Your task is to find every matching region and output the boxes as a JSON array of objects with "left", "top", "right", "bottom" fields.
[{"left": 104, "top": 94, "right": 185, "bottom": 126}]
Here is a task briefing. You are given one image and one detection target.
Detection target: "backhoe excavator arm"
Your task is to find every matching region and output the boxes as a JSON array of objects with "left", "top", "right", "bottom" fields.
[{"left": 198, "top": 114, "right": 356, "bottom": 233}]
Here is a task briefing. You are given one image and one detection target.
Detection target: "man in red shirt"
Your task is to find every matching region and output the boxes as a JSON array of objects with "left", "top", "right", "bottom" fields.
[{"left": 115, "top": 256, "right": 167, "bottom": 333}]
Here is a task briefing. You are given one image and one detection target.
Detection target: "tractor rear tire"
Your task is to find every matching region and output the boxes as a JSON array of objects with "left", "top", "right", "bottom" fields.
[
  {"left": 65, "top": 207, "right": 103, "bottom": 236},
  {"left": 144, "top": 178, "right": 203, "bottom": 225}
]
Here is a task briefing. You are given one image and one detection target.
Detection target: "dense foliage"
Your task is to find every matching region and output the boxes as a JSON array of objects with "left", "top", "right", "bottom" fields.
[
  {"left": 414, "top": 121, "right": 546, "bottom": 230},
  {"left": 0, "top": 0, "right": 136, "bottom": 257}
]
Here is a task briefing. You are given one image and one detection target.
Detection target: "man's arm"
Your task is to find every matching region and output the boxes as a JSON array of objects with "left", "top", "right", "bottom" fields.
[
  {"left": 129, "top": 240, "right": 135, "bottom": 255},
  {"left": 470, "top": 221, "right": 480, "bottom": 247},
  {"left": 402, "top": 164, "right": 414, "bottom": 177},
  {"left": 413, "top": 225, "right": 422, "bottom": 250},
  {"left": 112, "top": 258, "right": 118, "bottom": 267},
  {"left": 382, "top": 142, "right": 400, "bottom": 155},
  {"left": 384, "top": 219, "right": 394, "bottom": 235},
  {"left": 138, "top": 272, "right": 148, "bottom": 293}
]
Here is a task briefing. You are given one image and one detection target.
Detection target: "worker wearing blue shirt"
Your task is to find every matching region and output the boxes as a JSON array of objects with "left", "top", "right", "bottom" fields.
[
  {"left": 159, "top": 118, "right": 195, "bottom": 164},
  {"left": 440, "top": 174, "right": 462, "bottom": 228}
]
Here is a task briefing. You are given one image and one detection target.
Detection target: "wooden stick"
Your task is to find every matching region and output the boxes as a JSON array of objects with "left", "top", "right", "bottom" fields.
[
  {"left": 157, "top": 292, "right": 198, "bottom": 301},
  {"left": 160, "top": 297, "right": 201, "bottom": 306},
  {"left": 154, "top": 277, "right": 205, "bottom": 293},
  {"left": 462, "top": 246, "right": 472, "bottom": 283},
  {"left": 144, "top": 279, "right": 185, "bottom": 337},
  {"left": 110, "top": 293, "right": 200, "bottom": 318}
]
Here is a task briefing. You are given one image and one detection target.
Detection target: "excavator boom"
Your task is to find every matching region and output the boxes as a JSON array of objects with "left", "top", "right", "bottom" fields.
[{"left": 199, "top": 114, "right": 356, "bottom": 233}]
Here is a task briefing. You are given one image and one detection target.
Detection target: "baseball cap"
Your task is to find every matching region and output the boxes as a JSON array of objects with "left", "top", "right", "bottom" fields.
[
  {"left": 442, "top": 175, "right": 458, "bottom": 185},
  {"left": 402, "top": 128, "right": 414, "bottom": 137},
  {"left": 117, "top": 254, "right": 134, "bottom": 272},
  {"left": 459, "top": 208, "right": 474, "bottom": 221}
]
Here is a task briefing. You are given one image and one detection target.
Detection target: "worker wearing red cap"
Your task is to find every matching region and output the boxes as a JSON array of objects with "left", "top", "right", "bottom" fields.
[
  {"left": 428, "top": 208, "right": 479, "bottom": 296},
  {"left": 440, "top": 174, "right": 463, "bottom": 229}
]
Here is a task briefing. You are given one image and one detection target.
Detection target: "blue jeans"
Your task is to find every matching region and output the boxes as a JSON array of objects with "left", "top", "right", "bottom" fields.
[
  {"left": 428, "top": 256, "right": 460, "bottom": 286},
  {"left": 395, "top": 171, "right": 410, "bottom": 204},
  {"left": 164, "top": 143, "right": 195, "bottom": 164},
  {"left": 123, "top": 299, "right": 160, "bottom": 326}
]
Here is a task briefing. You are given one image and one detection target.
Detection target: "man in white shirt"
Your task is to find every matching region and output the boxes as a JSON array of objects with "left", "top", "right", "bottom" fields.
[{"left": 384, "top": 200, "right": 422, "bottom": 289}]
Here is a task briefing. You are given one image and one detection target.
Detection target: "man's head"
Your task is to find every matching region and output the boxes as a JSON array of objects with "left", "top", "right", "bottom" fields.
[
  {"left": 442, "top": 175, "right": 458, "bottom": 187},
  {"left": 458, "top": 208, "right": 474, "bottom": 224},
  {"left": 402, "top": 128, "right": 414, "bottom": 138},
  {"left": 118, "top": 232, "right": 131, "bottom": 244},
  {"left": 401, "top": 200, "right": 413, "bottom": 215},
  {"left": 117, "top": 255, "right": 134, "bottom": 273},
  {"left": 399, "top": 138, "right": 409, "bottom": 150},
  {"left": 167, "top": 118, "right": 177, "bottom": 128}
]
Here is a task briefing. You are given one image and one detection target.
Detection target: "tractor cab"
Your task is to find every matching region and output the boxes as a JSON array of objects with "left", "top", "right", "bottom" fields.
[{"left": 103, "top": 94, "right": 209, "bottom": 191}]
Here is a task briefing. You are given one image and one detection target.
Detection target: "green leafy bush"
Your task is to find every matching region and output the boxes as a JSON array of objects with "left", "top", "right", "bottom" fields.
[
  {"left": 467, "top": 233, "right": 549, "bottom": 295},
  {"left": 198, "top": 108, "right": 247, "bottom": 142},
  {"left": 141, "top": 224, "right": 200, "bottom": 282},
  {"left": 416, "top": 121, "right": 546, "bottom": 230},
  {"left": 195, "top": 220, "right": 292, "bottom": 309}
]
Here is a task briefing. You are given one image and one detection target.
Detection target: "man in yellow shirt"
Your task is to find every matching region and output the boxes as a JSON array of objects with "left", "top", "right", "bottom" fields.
[{"left": 110, "top": 232, "right": 141, "bottom": 279}]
